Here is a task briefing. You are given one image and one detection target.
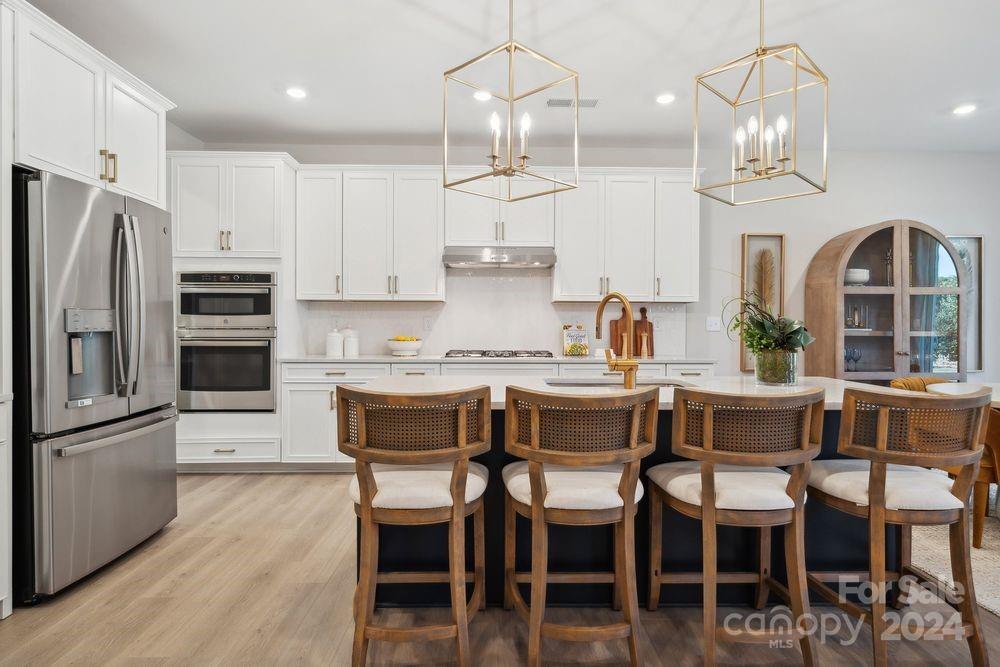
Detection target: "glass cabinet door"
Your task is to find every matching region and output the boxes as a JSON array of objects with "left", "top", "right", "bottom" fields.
[{"left": 904, "top": 227, "right": 962, "bottom": 376}]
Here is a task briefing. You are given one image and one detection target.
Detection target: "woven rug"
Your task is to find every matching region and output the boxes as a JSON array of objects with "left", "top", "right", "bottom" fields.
[{"left": 912, "top": 487, "right": 1000, "bottom": 617}]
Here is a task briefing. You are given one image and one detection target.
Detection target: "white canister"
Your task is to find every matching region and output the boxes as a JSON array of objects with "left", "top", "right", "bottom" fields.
[
  {"left": 326, "top": 329, "right": 344, "bottom": 358},
  {"left": 342, "top": 325, "right": 360, "bottom": 359}
]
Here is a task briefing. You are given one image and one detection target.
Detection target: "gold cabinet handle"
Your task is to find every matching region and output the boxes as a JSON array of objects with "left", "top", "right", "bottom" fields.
[
  {"left": 213, "top": 448, "right": 236, "bottom": 454},
  {"left": 99, "top": 149, "right": 110, "bottom": 181},
  {"left": 219, "top": 230, "right": 225, "bottom": 250},
  {"left": 656, "top": 277, "right": 661, "bottom": 296},
  {"left": 324, "top": 370, "right": 347, "bottom": 376},
  {"left": 336, "top": 274, "right": 341, "bottom": 294},
  {"left": 108, "top": 152, "right": 118, "bottom": 183}
]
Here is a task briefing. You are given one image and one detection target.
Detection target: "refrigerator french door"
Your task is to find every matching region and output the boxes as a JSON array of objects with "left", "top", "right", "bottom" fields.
[{"left": 12, "top": 168, "right": 177, "bottom": 602}]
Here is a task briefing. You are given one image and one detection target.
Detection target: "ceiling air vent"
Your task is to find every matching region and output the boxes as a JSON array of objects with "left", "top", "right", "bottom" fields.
[{"left": 547, "top": 98, "right": 598, "bottom": 108}]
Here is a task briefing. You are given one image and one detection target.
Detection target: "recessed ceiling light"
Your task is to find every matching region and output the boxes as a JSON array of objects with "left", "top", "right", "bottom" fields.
[
  {"left": 473, "top": 90, "right": 492, "bottom": 102},
  {"left": 953, "top": 103, "right": 976, "bottom": 115},
  {"left": 656, "top": 92, "right": 676, "bottom": 105},
  {"left": 286, "top": 87, "right": 307, "bottom": 99}
]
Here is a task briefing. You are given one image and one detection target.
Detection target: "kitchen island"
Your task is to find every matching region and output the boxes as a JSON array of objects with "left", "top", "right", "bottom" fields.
[{"left": 357, "top": 375, "right": 899, "bottom": 607}]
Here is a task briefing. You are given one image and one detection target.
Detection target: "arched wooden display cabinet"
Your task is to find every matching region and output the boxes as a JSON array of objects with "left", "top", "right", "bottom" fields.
[{"left": 805, "top": 219, "right": 967, "bottom": 383}]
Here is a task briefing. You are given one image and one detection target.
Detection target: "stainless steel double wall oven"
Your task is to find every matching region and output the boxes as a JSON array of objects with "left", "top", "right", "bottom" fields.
[{"left": 176, "top": 272, "right": 277, "bottom": 412}]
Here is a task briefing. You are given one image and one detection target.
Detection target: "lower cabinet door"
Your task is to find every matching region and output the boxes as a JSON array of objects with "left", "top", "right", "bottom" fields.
[{"left": 281, "top": 383, "right": 343, "bottom": 463}]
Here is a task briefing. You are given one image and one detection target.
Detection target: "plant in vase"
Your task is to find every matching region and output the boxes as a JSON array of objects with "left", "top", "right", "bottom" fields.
[{"left": 725, "top": 291, "right": 815, "bottom": 385}]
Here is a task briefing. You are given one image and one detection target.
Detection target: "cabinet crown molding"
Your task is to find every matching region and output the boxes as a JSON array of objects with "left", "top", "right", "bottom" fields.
[{"left": 167, "top": 150, "right": 300, "bottom": 168}]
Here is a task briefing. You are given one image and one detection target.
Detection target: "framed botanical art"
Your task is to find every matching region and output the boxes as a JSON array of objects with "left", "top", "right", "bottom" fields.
[
  {"left": 948, "top": 235, "right": 984, "bottom": 372},
  {"left": 740, "top": 233, "right": 786, "bottom": 372}
]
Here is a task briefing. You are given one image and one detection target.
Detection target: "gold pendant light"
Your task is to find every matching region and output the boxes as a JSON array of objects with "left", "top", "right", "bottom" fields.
[
  {"left": 693, "top": 0, "right": 828, "bottom": 205},
  {"left": 443, "top": 0, "right": 578, "bottom": 202}
]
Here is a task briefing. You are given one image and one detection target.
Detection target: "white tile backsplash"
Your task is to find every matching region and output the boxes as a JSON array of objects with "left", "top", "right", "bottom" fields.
[{"left": 294, "top": 269, "right": 687, "bottom": 357}]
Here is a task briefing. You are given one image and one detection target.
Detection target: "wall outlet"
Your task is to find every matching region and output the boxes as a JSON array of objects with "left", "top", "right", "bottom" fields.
[
  {"left": 423, "top": 317, "right": 433, "bottom": 332},
  {"left": 653, "top": 318, "right": 663, "bottom": 330},
  {"left": 705, "top": 316, "right": 722, "bottom": 332}
]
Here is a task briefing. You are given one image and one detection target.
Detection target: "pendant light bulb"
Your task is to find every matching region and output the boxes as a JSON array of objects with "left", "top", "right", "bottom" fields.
[
  {"left": 764, "top": 125, "right": 775, "bottom": 143},
  {"left": 735, "top": 126, "right": 747, "bottom": 145},
  {"left": 490, "top": 111, "right": 501, "bottom": 133},
  {"left": 776, "top": 115, "right": 788, "bottom": 135},
  {"left": 747, "top": 115, "right": 759, "bottom": 136},
  {"left": 520, "top": 112, "right": 532, "bottom": 138}
]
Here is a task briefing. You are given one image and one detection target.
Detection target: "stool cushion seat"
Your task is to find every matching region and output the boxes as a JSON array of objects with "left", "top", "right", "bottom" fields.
[
  {"left": 349, "top": 462, "right": 489, "bottom": 509},
  {"left": 647, "top": 461, "right": 794, "bottom": 510},
  {"left": 808, "top": 459, "right": 962, "bottom": 511},
  {"left": 502, "top": 461, "right": 643, "bottom": 510}
]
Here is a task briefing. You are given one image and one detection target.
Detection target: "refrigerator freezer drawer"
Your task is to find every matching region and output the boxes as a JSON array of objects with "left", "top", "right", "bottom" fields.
[{"left": 33, "top": 410, "right": 177, "bottom": 595}]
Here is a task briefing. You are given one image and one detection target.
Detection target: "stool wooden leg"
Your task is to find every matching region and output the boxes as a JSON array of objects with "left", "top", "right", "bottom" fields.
[
  {"left": 869, "top": 509, "right": 888, "bottom": 667},
  {"left": 973, "top": 480, "right": 989, "bottom": 549},
  {"left": 617, "top": 517, "right": 641, "bottom": 666},
  {"left": 504, "top": 492, "right": 515, "bottom": 611},
  {"left": 474, "top": 503, "right": 486, "bottom": 611},
  {"left": 702, "top": 508, "right": 717, "bottom": 666},
  {"left": 352, "top": 516, "right": 378, "bottom": 667},
  {"left": 612, "top": 525, "right": 623, "bottom": 611},
  {"left": 784, "top": 509, "right": 817, "bottom": 666},
  {"left": 647, "top": 492, "right": 662, "bottom": 612},
  {"left": 950, "top": 509, "right": 988, "bottom": 666},
  {"left": 527, "top": 510, "right": 548, "bottom": 667},
  {"left": 754, "top": 526, "right": 771, "bottom": 610},
  {"left": 449, "top": 508, "right": 470, "bottom": 666}
]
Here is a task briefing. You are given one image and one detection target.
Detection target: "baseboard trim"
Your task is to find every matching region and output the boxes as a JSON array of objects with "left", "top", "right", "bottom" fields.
[{"left": 177, "top": 462, "right": 354, "bottom": 474}]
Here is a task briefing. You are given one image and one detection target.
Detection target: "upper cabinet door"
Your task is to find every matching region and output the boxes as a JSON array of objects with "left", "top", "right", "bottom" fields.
[
  {"left": 654, "top": 177, "right": 700, "bottom": 302},
  {"left": 343, "top": 172, "right": 393, "bottom": 300},
  {"left": 444, "top": 171, "right": 500, "bottom": 246},
  {"left": 393, "top": 171, "right": 445, "bottom": 301},
  {"left": 105, "top": 75, "right": 165, "bottom": 207},
  {"left": 501, "top": 174, "right": 555, "bottom": 246},
  {"left": 171, "top": 158, "right": 227, "bottom": 255},
  {"left": 553, "top": 174, "right": 605, "bottom": 302},
  {"left": 230, "top": 160, "right": 281, "bottom": 255},
  {"left": 16, "top": 14, "right": 105, "bottom": 186},
  {"left": 296, "top": 170, "right": 343, "bottom": 300},
  {"left": 604, "top": 175, "right": 655, "bottom": 301}
]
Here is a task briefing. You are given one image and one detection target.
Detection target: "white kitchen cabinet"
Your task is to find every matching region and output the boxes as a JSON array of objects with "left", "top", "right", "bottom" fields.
[
  {"left": 445, "top": 170, "right": 554, "bottom": 247},
  {"left": 553, "top": 174, "right": 605, "bottom": 301},
  {"left": 105, "top": 75, "right": 165, "bottom": 206},
  {"left": 343, "top": 171, "right": 393, "bottom": 300},
  {"left": 604, "top": 175, "right": 655, "bottom": 301},
  {"left": 559, "top": 363, "right": 666, "bottom": 378},
  {"left": 391, "top": 363, "right": 441, "bottom": 376},
  {"left": 392, "top": 171, "right": 445, "bottom": 300},
  {"left": 1, "top": 402, "right": 9, "bottom": 619},
  {"left": 502, "top": 175, "right": 554, "bottom": 246},
  {"left": 441, "top": 362, "right": 558, "bottom": 376},
  {"left": 281, "top": 384, "right": 342, "bottom": 463},
  {"left": 176, "top": 437, "right": 280, "bottom": 463},
  {"left": 169, "top": 152, "right": 289, "bottom": 257},
  {"left": 665, "top": 363, "right": 715, "bottom": 379},
  {"left": 654, "top": 176, "right": 700, "bottom": 302},
  {"left": 296, "top": 169, "right": 343, "bottom": 300},
  {"left": 15, "top": 9, "right": 172, "bottom": 206},
  {"left": 15, "top": 13, "right": 104, "bottom": 186}
]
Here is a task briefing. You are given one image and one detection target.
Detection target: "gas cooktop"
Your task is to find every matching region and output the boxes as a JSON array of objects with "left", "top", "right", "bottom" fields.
[{"left": 444, "top": 350, "right": 555, "bottom": 358}]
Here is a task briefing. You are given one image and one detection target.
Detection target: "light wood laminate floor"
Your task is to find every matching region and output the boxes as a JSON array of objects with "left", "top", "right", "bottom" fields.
[{"left": 0, "top": 473, "right": 997, "bottom": 665}]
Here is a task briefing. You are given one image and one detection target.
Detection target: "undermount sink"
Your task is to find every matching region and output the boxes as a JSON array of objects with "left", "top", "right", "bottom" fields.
[{"left": 543, "top": 377, "right": 692, "bottom": 388}]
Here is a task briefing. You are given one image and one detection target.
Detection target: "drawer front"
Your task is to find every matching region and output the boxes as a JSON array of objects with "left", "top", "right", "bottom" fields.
[
  {"left": 391, "top": 364, "right": 441, "bottom": 376},
  {"left": 560, "top": 363, "right": 666, "bottom": 378},
  {"left": 441, "top": 363, "right": 558, "bottom": 376},
  {"left": 281, "top": 363, "right": 390, "bottom": 383},
  {"left": 665, "top": 364, "right": 715, "bottom": 379},
  {"left": 177, "top": 437, "right": 280, "bottom": 463}
]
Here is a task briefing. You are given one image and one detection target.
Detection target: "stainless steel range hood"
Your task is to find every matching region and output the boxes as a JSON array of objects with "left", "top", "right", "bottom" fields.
[{"left": 442, "top": 246, "right": 556, "bottom": 269}]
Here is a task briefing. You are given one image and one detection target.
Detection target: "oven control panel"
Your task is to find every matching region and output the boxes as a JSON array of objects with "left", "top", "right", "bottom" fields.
[{"left": 178, "top": 272, "right": 275, "bottom": 285}]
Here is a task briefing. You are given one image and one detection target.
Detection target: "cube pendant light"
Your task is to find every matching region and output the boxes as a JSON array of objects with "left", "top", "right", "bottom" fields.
[
  {"left": 443, "top": 0, "right": 579, "bottom": 202},
  {"left": 693, "top": 0, "right": 828, "bottom": 205}
]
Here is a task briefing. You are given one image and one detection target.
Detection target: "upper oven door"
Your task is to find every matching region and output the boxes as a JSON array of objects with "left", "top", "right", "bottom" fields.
[
  {"left": 177, "top": 338, "right": 275, "bottom": 412},
  {"left": 176, "top": 286, "right": 274, "bottom": 329}
]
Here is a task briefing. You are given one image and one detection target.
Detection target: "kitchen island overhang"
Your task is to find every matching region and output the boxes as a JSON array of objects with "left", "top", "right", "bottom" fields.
[{"left": 353, "top": 375, "right": 902, "bottom": 607}]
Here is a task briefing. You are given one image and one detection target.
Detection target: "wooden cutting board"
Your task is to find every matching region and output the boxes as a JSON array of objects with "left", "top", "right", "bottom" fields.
[
  {"left": 609, "top": 307, "right": 629, "bottom": 357},
  {"left": 634, "top": 307, "right": 654, "bottom": 359}
]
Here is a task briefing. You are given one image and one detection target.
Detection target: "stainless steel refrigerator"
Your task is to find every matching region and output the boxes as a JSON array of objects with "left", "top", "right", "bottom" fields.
[{"left": 12, "top": 167, "right": 177, "bottom": 603}]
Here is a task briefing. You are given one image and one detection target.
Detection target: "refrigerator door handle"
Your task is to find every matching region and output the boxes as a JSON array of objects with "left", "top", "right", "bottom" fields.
[
  {"left": 128, "top": 215, "right": 146, "bottom": 395},
  {"left": 111, "top": 224, "right": 128, "bottom": 392},
  {"left": 54, "top": 413, "right": 177, "bottom": 457}
]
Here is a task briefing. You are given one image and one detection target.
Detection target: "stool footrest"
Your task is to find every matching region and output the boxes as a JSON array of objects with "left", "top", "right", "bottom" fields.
[
  {"left": 513, "top": 571, "right": 615, "bottom": 584},
  {"left": 365, "top": 623, "right": 458, "bottom": 642},
  {"left": 654, "top": 571, "right": 759, "bottom": 585},
  {"left": 377, "top": 571, "right": 474, "bottom": 584},
  {"left": 542, "top": 620, "right": 631, "bottom": 642}
]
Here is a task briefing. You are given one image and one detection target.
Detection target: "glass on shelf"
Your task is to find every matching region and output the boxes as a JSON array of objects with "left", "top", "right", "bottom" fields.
[
  {"left": 908, "top": 293, "right": 959, "bottom": 374},
  {"left": 844, "top": 227, "right": 894, "bottom": 287},
  {"left": 843, "top": 294, "right": 893, "bottom": 334},
  {"left": 843, "top": 337, "right": 895, "bottom": 373},
  {"left": 909, "top": 228, "right": 958, "bottom": 288}
]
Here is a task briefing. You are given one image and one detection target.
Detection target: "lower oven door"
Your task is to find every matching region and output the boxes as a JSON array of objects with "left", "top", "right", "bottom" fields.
[{"left": 177, "top": 338, "right": 275, "bottom": 412}]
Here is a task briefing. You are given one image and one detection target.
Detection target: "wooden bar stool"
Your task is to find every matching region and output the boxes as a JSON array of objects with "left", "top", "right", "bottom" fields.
[
  {"left": 646, "top": 388, "right": 825, "bottom": 666},
  {"left": 336, "top": 385, "right": 491, "bottom": 667},
  {"left": 806, "top": 387, "right": 992, "bottom": 667},
  {"left": 502, "top": 386, "right": 659, "bottom": 667}
]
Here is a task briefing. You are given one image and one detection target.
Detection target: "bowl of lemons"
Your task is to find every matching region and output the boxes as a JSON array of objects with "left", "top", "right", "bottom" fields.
[{"left": 386, "top": 335, "right": 423, "bottom": 357}]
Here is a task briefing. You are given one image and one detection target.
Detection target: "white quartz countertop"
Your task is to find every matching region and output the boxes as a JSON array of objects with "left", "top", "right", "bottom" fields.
[
  {"left": 358, "top": 375, "right": 876, "bottom": 410},
  {"left": 279, "top": 354, "right": 717, "bottom": 364}
]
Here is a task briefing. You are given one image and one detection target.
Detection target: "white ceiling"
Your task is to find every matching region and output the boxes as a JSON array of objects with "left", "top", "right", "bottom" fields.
[{"left": 28, "top": 0, "right": 1000, "bottom": 151}]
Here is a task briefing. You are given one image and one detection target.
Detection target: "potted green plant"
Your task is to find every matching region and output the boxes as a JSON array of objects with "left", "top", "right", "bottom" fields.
[{"left": 725, "top": 292, "right": 815, "bottom": 385}]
